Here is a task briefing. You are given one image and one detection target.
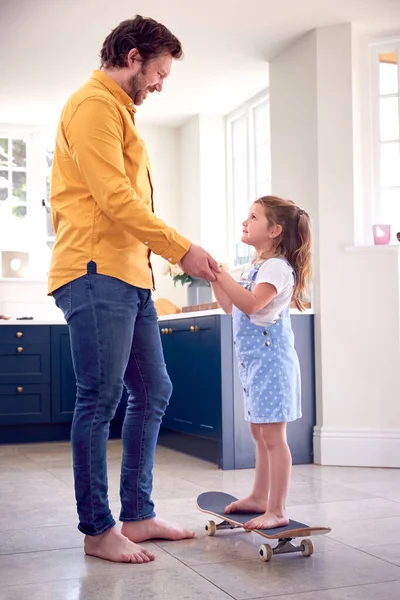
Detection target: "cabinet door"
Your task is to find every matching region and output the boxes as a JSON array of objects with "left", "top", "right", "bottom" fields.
[
  {"left": 51, "top": 326, "right": 76, "bottom": 422},
  {"left": 160, "top": 317, "right": 222, "bottom": 440},
  {"left": 0, "top": 384, "right": 51, "bottom": 425}
]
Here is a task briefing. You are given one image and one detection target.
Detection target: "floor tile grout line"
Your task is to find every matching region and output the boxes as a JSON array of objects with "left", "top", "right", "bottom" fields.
[
  {"left": 151, "top": 541, "right": 237, "bottom": 599},
  {"left": 0, "top": 544, "right": 82, "bottom": 557},
  {"left": 243, "top": 577, "right": 400, "bottom": 599},
  {"left": 355, "top": 546, "right": 400, "bottom": 570}
]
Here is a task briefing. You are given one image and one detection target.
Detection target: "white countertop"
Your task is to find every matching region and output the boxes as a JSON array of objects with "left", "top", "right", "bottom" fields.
[{"left": 0, "top": 307, "right": 314, "bottom": 325}]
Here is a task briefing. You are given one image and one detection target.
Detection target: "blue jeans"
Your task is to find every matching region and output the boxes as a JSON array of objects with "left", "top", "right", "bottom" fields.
[{"left": 53, "top": 264, "right": 172, "bottom": 536}]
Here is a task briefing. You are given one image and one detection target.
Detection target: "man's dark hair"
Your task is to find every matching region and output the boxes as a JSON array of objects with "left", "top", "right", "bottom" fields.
[{"left": 100, "top": 15, "right": 183, "bottom": 68}]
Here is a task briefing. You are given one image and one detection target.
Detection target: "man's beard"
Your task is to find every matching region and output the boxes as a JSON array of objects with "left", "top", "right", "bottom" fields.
[{"left": 128, "top": 68, "right": 148, "bottom": 106}]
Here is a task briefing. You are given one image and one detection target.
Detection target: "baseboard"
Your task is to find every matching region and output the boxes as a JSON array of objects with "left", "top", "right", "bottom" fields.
[{"left": 313, "top": 426, "right": 400, "bottom": 468}]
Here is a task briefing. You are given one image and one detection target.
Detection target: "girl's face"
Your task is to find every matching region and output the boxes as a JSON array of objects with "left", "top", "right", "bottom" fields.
[{"left": 241, "top": 202, "right": 281, "bottom": 249}]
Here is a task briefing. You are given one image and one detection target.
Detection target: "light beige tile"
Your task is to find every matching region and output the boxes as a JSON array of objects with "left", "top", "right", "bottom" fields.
[
  {"left": 289, "top": 497, "right": 400, "bottom": 526},
  {"left": 295, "top": 465, "right": 400, "bottom": 485},
  {"left": 0, "top": 567, "right": 232, "bottom": 600},
  {"left": 252, "top": 580, "right": 400, "bottom": 600},
  {"left": 0, "top": 502, "right": 78, "bottom": 531},
  {"left": 328, "top": 516, "right": 400, "bottom": 548},
  {"left": 365, "top": 543, "right": 400, "bottom": 566},
  {"left": 0, "top": 524, "right": 82, "bottom": 555},
  {"left": 192, "top": 548, "right": 400, "bottom": 599},
  {"left": 0, "top": 544, "right": 182, "bottom": 587}
]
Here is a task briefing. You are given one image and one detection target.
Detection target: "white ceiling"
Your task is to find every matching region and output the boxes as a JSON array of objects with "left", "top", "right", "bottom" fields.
[{"left": 1, "top": 0, "right": 400, "bottom": 129}]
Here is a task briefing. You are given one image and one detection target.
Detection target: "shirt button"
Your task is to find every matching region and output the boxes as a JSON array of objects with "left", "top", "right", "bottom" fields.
[
  {"left": 265, "top": 340, "right": 271, "bottom": 347},
  {"left": 263, "top": 330, "right": 268, "bottom": 336}
]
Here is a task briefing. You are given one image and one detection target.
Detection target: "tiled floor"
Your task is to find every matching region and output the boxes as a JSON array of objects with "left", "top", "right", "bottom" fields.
[{"left": 1, "top": 441, "right": 400, "bottom": 599}]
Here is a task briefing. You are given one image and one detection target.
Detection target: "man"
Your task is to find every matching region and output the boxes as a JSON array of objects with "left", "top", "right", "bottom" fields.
[{"left": 48, "top": 15, "right": 219, "bottom": 564}]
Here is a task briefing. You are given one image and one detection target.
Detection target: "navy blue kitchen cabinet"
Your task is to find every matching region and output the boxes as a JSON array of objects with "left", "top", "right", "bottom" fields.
[
  {"left": 160, "top": 316, "right": 223, "bottom": 440},
  {"left": 0, "top": 325, "right": 51, "bottom": 425}
]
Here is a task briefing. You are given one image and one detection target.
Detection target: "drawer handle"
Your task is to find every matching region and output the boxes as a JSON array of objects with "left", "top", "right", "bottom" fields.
[
  {"left": 16, "top": 332, "right": 23, "bottom": 338},
  {"left": 190, "top": 325, "right": 199, "bottom": 333},
  {"left": 168, "top": 328, "right": 173, "bottom": 334},
  {"left": 17, "top": 346, "right": 23, "bottom": 353},
  {"left": 161, "top": 328, "right": 173, "bottom": 335},
  {"left": 17, "top": 386, "right": 23, "bottom": 393}
]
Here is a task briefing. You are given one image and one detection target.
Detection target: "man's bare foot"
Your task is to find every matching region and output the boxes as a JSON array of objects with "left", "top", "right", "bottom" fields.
[
  {"left": 121, "top": 517, "right": 195, "bottom": 544},
  {"left": 84, "top": 526, "right": 155, "bottom": 563},
  {"left": 224, "top": 495, "right": 267, "bottom": 514},
  {"left": 244, "top": 511, "right": 289, "bottom": 530}
]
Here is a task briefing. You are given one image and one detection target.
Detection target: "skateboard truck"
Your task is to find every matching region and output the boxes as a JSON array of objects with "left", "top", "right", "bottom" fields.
[
  {"left": 205, "top": 519, "right": 248, "bottom": 535},
  {"left": 259, "top": 538, "right": 314, "bottom": 562}
]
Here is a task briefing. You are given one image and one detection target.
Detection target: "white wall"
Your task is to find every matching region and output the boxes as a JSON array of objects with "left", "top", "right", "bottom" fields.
[{"left": 270, "top": 24, "right": 400, "bottom": 467}]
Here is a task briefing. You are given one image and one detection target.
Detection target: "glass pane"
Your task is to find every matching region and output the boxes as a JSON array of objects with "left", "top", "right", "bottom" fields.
[
  {"left": 12, "top": 139, "right": 26, "bottom": 168},
  {"left": 256, "top": 179, "right": 271, "bottom": 198},
  {"left": 379, "top": 188, "right": 400, "bottom": 237},
  {"left": 12, "top": 205, "right": 27, "bottom": 219},
  {"left": 380, "top": 97, "right": 399, "bottom": 141},
  {"left": 12, "top": 171, "right": 27, "bottom": 202},
  {"left": 0, "top": 138, "right": 9, "bottom": 167},
  {"left": 379, "top": 54, "right": 398, "bottom": 96},
  {"left": 381, "top": 142, "right": 400, "bottom": 187},
  {"left": 46, "top": 148, "right": 54, "bottom": 203},
  {"left": 231, "top": 117, "right": 246, "bottom": 158},
  {"left": 0, "top": 170, "right": 9, "bottom": 201},
  {"left": 46, "top": 209, "right": 55, "bottom": 237},
  {"left": 253, "top": 102, "right": 270, "bottom": 146},
  {"left": 233, "top": 157, "right": 247, "bottom": 195},
  {"left": 255, "top": 143, "right": 271, "bottom": 183}
]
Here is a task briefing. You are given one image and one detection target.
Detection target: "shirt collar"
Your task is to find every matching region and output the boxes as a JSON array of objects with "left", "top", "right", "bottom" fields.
[{"left": 91, "top": 70, "right": 137, "bottom": 114}]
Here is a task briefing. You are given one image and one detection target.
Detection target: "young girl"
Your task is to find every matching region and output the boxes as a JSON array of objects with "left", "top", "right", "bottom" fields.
[{"left": 212, "top": 196, "right": 312, "bottom": 530}]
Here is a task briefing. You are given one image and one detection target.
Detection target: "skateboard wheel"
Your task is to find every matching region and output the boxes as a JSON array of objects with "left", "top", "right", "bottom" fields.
[
  {"left": 301, "top": 539, "right": 314, "bottom": 557},
  {"left": 259, "top": 543, "right": 273, "bottom": 562},
  {"left": 205, "top": 520, "right": 216, "bottom": 536}
]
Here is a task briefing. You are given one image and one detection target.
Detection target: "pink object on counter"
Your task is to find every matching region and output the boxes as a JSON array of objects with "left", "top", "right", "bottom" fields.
[{"left": 372, "top": 224, "right": 391, "bottom": 245}]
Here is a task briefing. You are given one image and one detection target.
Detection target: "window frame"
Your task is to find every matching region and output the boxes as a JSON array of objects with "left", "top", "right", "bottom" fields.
[
  {"left": 370, "top": 38, "right": 400, "bottom": 234},
  {"left": 226, "top": 90, "right": 270, "bottom": 264}
]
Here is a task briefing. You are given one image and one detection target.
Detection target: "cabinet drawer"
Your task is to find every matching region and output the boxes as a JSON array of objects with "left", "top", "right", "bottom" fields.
[
  {"left": 0, "top": 384, "right": 51, "bottom": 424},
  {"left": 0, "top": 325, "right": 50, "bottom": 345},
  {"left": 0, "top": 344, "right": 50, "bottom": 384}
]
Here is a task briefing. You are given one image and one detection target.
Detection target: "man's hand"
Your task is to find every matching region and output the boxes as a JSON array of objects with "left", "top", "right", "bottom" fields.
[{"left": 179, "top": 244, "right": 220, "bottom": 282}]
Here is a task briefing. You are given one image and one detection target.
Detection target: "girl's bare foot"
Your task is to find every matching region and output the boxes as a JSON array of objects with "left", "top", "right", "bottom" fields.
[
  {"left": 84, "top": 526, "right": 155, "bottom": 563},
  {"left": 224, "top": 495, "right": 267, "bottom": 514},
  {"left": 121, "top": 517, "right": 195, "bottom": 543},
  {"left": 244, "top": 511, "right": 289, "bottom": 530}
]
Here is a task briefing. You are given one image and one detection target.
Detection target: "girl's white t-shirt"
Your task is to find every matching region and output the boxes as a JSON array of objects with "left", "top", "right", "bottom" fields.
[{"left": 239, "top": 258, "right": 294, "bottom": 326}]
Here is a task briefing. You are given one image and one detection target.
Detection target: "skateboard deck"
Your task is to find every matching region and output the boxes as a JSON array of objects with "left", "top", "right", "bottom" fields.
[{"left": 197, "top": 491, "right": 331, "bottom": 561}]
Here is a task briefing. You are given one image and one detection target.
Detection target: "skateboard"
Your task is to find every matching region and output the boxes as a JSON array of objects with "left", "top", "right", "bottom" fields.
[{"left": 197, "top": 491, "right": 331, "bottom": 562}]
